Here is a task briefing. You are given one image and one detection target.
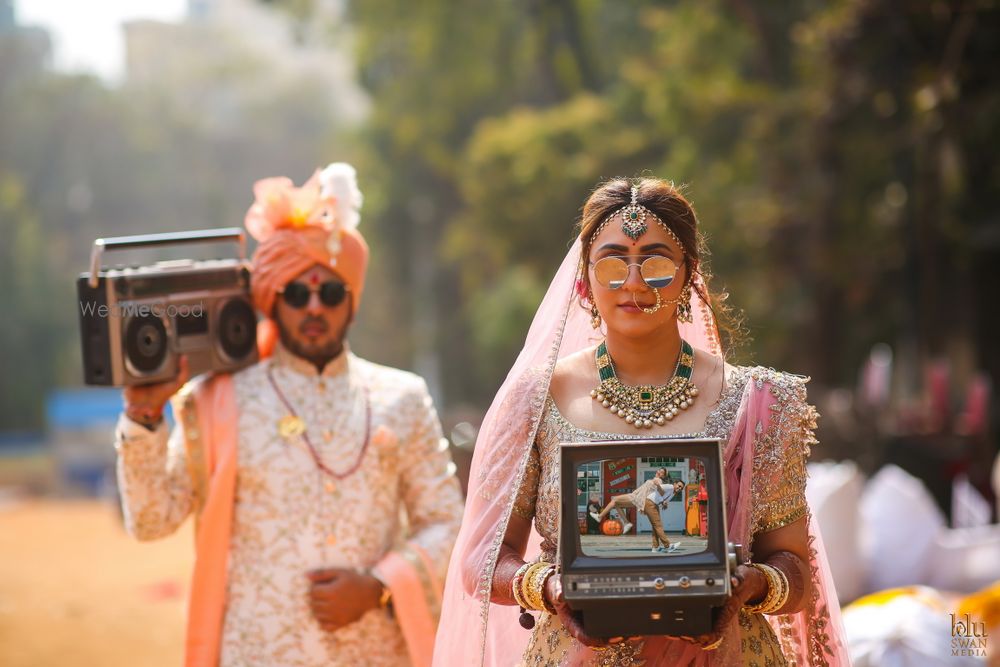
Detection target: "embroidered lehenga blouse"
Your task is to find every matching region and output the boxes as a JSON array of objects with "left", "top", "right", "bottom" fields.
[{"left": 511, "top": 366, "right": 815, "bottom": 667}]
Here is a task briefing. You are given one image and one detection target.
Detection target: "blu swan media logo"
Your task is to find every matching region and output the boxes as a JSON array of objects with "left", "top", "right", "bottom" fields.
[{"left": 951, "top": 613, "right": 988, "bottom": 658}]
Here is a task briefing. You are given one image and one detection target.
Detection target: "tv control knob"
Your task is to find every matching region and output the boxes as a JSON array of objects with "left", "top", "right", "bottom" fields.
[
  {"left": 654, "top": 577, "right": 665, "bottom": 590},
  {"left": 706, "top": 578, "right": 715, "bottom": 586},
  {"left": 678, "top": 576, "right": 691, "bottom": 589}
]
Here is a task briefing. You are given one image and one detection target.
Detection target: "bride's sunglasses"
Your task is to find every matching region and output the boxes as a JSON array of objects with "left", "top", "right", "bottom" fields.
[
  {"left": 590, "top": 255, "right": 679, "bottom": 290},
  {"left": 279, "top": 280, "right": 350, "bottom": 308}
]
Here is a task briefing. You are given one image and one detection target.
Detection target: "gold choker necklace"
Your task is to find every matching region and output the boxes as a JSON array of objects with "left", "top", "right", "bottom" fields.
[{"left": 590, "top": 340, "right": 699, "bottom": 429}]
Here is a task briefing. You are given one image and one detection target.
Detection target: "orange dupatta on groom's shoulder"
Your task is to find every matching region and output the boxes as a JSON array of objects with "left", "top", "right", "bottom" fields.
[{"left": 172, "top": 373, "right": 442, "bottom": 667}]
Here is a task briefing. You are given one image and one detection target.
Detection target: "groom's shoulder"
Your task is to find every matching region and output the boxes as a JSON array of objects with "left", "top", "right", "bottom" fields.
[{"left": 352, "top": 355, "right": 432, "bottom": 403}]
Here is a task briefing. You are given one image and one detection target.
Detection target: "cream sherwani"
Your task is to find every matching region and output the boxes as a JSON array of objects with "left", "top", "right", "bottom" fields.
[{"left": 115, "top": 344, "right": 464, "bottom": 666}]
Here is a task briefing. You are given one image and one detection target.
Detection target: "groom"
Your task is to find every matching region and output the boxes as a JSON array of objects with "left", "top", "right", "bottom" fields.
[
  {"left": 115, "top": 163, "right": 463, "bottom": 667},
  {"left": 645, "top": 479, "right": 685, "bottom": 553}
]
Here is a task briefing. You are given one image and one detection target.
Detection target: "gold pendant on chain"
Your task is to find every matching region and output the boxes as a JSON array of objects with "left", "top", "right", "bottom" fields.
[{"left": 278, "top": 415, "right": 306, "bottom": 438}]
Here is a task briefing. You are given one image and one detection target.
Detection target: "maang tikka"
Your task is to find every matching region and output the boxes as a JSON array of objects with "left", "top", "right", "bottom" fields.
[
  {"left": 620, "top": 186, "right": 649, "bottom": 240},
  {"left": 592, "top": 185, "right": 687, "bottom": 251}
]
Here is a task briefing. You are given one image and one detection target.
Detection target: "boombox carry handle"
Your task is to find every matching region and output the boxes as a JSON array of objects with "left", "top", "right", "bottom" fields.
[{"left": 88, "top": 227, "right": 246, "bottom": 288}]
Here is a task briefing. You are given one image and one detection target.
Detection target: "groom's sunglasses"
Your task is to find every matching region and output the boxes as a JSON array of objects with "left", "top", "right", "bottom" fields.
[
  {"left": 279, "top": 280, "right": 349, "bottom": 309},
  {"left": 590, "top": 255, "right": 679, "bottom": 290}
]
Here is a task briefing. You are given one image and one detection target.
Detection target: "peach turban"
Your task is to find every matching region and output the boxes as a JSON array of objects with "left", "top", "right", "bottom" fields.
[
  {"left": 246, "top": 163, "right": 368, "bottom": 315},
  {"left": 244, "top": 163, "right": 368, "bottom": 356}
]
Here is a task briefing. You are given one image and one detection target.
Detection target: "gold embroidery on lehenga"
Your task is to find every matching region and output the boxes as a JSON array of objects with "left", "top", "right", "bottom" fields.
[
  {"left": 747, "top": 369, "right": 835, "bottom": 667},
  {"left": 495, "top": 365, "right": 832, "bottom": 666},
  {"left": 513, "top": 445, "right": 541, "bottom": 520},
  {"left": 512, "top": 369, "right": 750, "bottom": 665},
  {"left": 588, "top": 639, "right": 646, "bottom": 666}
]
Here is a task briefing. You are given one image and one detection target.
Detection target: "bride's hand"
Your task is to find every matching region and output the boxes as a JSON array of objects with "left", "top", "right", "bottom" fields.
[
  {"left": 542, "top": 572, "right": 638, "bottom": 650},
  {"left": 686, "top": 563, "right": 767, "bottom": 649}
]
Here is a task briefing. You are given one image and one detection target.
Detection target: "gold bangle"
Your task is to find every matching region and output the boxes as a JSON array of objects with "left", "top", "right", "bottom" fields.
[
  {"left": 757, "top": 563, "right": 785, "bottom": 614},
  {"left": 378, "top": 584, "right": 393, "bottom": 609},
  {"left": 523, "top": 563, "right": 551, "bottom": 611},
  {"left": 371, "top": 571, "right": 392, "bottom": 609},
  {"left": 760, "top": 564, "right": 784, "bottom": 614},
  {"left": 517, "top": 562, "right": 543, "bottom": 610},
  {"left": 534, "top": 565, "right": 556, "bottom": 613},
  {"left": 768, "top": 563, "right": 790, "bottom": 614},
  {"left": 703, "top": 637, "right": 724, "bottom": 651},
  {"left": 763, "top": 565, "right": 786, "bottom": 614},
  {"left": 523, "top": 568, "right": 542, "bottom": 611},
  {"left": 511, "top": 563, "right": 531, "bottom": 609},
  {"left": 528, "top": 563, "right": 553, "bottom": 611},
  {"left": 744, "top": 563, "right": 781, "bottom": 614}
]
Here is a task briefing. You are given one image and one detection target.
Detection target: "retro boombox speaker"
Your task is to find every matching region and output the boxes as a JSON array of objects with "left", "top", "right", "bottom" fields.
[{"left": 77, "top": 228, "right": 258, "bottom": 386}]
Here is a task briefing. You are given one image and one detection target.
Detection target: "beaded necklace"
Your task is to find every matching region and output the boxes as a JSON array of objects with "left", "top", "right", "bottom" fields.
[
  {"left": 267, "top": 362, "right": 371, "bottom": 481},
  {"left": 590, "top": 340, "right": 699, "bottom": 429}
]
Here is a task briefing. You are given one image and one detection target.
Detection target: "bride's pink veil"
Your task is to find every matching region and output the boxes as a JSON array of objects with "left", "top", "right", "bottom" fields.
[{"left": 432, "top": 239, "right": 850, "bottom": 666}]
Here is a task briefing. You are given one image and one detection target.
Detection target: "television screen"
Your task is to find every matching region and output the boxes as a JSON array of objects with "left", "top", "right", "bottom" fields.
[{"left": 577, "top": 454, "right": 712, "bottom": 559}]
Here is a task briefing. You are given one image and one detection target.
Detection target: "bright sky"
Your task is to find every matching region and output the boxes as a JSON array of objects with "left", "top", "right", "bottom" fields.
[{"left": 17, "top": 0, "right": 187, "bottom": 81}]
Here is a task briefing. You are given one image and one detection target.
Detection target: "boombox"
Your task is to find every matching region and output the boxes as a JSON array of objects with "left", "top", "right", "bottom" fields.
[
  {"left": 559, "top": 438, "right": 739, "bottom": 638},
  {"left": 77, "top": 228, "right": 258, "bottom": 386}
]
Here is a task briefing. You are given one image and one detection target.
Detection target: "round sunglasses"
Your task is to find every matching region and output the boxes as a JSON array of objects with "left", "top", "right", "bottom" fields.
[
  {"left": 279, "top": 280, "right": 349, "bottom": 309},
  {"left": 590, "top": 255, "right": 679, "bottom": 290}
]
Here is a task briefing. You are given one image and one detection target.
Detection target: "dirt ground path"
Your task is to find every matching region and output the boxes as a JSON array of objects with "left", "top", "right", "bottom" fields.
[{"left": 0, "top": 499, "right": 192, "bottom": 667}]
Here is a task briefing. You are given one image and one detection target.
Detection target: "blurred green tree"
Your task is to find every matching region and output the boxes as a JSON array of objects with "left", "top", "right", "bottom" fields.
[{"left": 309, "top": 0, "right": 999, "bottom": 409}]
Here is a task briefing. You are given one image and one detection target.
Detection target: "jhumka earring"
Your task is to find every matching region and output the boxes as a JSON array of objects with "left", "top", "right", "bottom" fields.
[
  {"left": 589, "top": 293, "right": 602, "bottom": 329},
  {"left": 591, "top": 305, "right": 602, "bottom": 329},
  {"left": 675, "top": 286, "right": 693, "bottom": 324}
]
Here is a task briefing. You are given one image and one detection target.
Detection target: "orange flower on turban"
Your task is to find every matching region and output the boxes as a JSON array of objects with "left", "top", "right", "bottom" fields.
[
  {"left": 244, "top": 163, "right": 369, "bottom": 357},
  {"left": 245, "top": 173, "right": 335, "bottom": 239}
]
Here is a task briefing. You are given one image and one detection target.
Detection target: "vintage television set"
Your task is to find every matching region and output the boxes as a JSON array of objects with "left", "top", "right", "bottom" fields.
[{"left": 558, "top": 438, "right": 738, "bottom": 638}]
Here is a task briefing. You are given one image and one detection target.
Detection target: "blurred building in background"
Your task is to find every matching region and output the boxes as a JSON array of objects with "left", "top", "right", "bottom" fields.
[
  {"left": 123, "top": 0, "right": 367, "bottom": 130},
  {"left": 0, "top": 0, "right": 51, "bottom": 80}
]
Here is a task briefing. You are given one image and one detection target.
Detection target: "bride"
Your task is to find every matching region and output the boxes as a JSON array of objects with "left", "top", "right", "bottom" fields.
[{"left": 434, "top": 177, "right": 850, "bottom": 666}]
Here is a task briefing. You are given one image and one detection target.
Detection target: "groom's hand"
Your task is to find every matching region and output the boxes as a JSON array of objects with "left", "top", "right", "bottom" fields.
[{"left": 307, "top": 568, "right": 383, "bottom": 633}]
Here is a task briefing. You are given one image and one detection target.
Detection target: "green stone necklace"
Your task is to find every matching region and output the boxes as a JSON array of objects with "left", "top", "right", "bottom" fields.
[{"left": 590, "top": 340, "right": 699, "bottom": 429}]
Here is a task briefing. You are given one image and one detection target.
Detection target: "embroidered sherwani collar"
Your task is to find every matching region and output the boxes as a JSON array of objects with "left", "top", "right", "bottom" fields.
[{"left": 272, "top": 340, "right": 352, "bottom": 379}]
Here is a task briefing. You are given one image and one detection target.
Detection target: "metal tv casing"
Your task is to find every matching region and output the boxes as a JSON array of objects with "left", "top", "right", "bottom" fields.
[
  {"left": 76, "top": 228, "right": 258, "bottom": 386},
  {"left": 558, "top": 438, "right": 737, "bottom": 637}
]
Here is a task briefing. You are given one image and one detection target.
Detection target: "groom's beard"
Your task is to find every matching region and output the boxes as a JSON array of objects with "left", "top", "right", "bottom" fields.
[{"left": 276, "top": 315, "right": 346, "bottom": 372}]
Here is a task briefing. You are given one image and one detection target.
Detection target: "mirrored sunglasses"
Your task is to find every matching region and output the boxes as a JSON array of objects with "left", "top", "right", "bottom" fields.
[{"left": 591, "top": 256, "right": 679, "bottom": 290}]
